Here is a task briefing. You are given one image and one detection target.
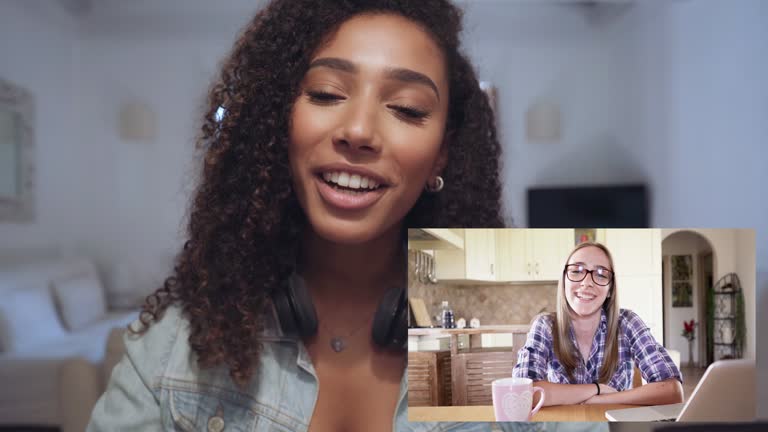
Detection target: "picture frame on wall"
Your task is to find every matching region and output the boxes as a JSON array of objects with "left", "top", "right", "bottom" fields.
[
  {"left": 673, "top": 281, "right": 693, "bottom": 307},
  {"left": 671, "top": 255, "right": 693, "bottom": 307}
]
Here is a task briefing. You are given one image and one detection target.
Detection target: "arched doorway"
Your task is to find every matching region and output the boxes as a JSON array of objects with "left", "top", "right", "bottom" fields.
[{"left": 661, "top": 230, "right": 715, "bottom": 368}]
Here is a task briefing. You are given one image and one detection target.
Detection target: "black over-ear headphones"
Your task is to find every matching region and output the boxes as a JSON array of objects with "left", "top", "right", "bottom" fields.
[{"left": 271, "top": 273, "right": 407, "bottom": 351}]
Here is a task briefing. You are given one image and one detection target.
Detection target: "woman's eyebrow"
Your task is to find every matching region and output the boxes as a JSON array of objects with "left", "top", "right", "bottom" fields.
[
  {"left": 384, "top": 67, "right": 440, "bottom": 101},
  {"left": 308, "top": 57, "right": 440, "bottom": 101}
]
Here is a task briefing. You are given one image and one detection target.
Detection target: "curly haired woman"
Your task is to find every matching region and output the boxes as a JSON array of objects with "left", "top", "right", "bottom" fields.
[{"left": 87, "top": 0, "right": 514, "bottom": 431}]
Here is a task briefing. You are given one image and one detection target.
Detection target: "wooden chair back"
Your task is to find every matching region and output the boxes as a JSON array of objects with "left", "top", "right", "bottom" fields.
[
  {"left": 408, "top": 351, "right": 452, "bottom": 406},
  {"left": 451, "top": 351, "right": 517, "bottom": 406}
]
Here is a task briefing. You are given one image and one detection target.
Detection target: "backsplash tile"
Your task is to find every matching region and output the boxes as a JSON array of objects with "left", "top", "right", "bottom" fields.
[{"left": 408, "top": 250, "right": 557, "bottom": 325}]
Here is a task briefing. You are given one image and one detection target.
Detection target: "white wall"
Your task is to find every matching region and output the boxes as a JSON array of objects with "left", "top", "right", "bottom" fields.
[
  {"left": 74, "top": 35, "right": 238, "bottom": 303},
  {"left": 0, "top": 3, "right": 106, "bottom": 261},
  {"left": 460, "top": 3, "right": 635, "bottom": 227}
]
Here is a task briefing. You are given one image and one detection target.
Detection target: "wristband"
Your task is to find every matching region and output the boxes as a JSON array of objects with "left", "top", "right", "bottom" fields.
[{"left": 594, "top": 381, "right": 600, "bottom": 395}]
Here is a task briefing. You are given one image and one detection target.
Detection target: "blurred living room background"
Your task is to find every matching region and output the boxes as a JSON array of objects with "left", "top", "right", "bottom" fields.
[{"left": 1, "top": 0, "right": 766, "bottom": 431}]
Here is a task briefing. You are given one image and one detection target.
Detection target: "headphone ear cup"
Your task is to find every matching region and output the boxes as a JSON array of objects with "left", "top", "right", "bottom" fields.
[
  {"left": 371, "top": 287, "right": 406, "bottom": 350},
  {"left": 272, "top": 274, "right": 318, "bottom": 338},
  {"left": 271, "top": 285, "right": 298, "bottom": 335}
]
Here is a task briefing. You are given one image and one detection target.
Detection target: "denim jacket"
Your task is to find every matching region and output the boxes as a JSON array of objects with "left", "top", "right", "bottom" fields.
[{"left": 87, "top": 304, "right": 595, "bottom": 432}]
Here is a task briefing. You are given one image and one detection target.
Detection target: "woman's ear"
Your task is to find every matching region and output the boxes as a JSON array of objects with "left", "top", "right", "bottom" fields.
[{"left": 431, "top": 132, "right": 451, "bottom": 178}]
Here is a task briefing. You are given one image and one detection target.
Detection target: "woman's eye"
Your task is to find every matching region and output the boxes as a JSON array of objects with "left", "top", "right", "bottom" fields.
[
  {"left": 306, "top": 90, "right": 344, "bottom": 104},
  {"left": 388, "top": 104, "right": 430, "bottom": 124}
]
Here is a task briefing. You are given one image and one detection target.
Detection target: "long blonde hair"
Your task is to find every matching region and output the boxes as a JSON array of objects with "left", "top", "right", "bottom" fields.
[{"left": 552, "top": 241, "right": 619, "bottom": 383}]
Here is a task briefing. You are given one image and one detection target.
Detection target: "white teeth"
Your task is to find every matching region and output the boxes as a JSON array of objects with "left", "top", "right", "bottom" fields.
[
  {"left": 322, "top": 171, "right": 381, "bottom": 190},
  {"left": 576, "top": 293, "right": 596, "bottom": 301},
  {"left": 349, "top": 174, "right": 361, "bottom": 189},
  {"left": 337, "top": 172, "right": 350, "bottom": 187}
]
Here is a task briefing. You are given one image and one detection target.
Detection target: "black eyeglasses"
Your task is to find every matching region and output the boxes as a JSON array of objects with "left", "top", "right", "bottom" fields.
[{"left": 564, "top": 264, "right": 613, "bottom": 286}]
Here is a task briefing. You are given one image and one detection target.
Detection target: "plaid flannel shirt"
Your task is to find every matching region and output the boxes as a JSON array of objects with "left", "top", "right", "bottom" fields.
[{"left": 513, "top": 308, "right": 682, "bottom": 390}]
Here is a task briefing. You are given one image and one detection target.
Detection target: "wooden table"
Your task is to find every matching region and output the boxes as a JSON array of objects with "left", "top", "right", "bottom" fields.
[{"left": 408, "top": 404, "right": 640, "bottom": 422}]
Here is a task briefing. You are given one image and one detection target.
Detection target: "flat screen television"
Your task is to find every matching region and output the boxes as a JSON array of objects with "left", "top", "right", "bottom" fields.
[{"left": 527, "top": 185, "right": 648, "bottom": 228}]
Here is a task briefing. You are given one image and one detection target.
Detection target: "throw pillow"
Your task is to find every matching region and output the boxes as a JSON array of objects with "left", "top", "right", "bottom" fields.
[
  {"left": 52, "top": 271, "right": 107, "bottom": 331},
  {"left": 0, "top": 282, "right": 68, "bottom": 352}
]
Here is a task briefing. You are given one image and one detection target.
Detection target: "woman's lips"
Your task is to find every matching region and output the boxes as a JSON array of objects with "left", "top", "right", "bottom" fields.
[
  {"left": 574, "top": 292, "right": 597, "bottom": 303},
  {"left": 315, "top": 176, "right": 387, "bottom": 211}
]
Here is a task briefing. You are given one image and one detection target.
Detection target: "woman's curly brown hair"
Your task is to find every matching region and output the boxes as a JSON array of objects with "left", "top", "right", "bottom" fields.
[{"left": 133, "top": 0, "right": 505, "bottom": 387}]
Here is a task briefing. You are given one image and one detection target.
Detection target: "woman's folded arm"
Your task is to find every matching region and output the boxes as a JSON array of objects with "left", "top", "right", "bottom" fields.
[{"left": 582, "top": 378, "right": 684, "bottom": 406}]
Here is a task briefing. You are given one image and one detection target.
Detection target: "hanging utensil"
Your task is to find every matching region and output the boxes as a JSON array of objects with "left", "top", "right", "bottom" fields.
[
  {"left": 416, "top": 251, "right": 424, "bottom": 284},
  {"left": 429, "top": 253, "right": 437, "bottom": 284}
]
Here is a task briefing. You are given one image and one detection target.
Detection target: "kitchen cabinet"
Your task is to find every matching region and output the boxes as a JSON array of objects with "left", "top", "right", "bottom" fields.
[
  {"left": 408, "top": 228, "right": 464, "bottom": 250},
  {"left": 435, "top": 229, "right": 496, "bottom": 282},
  {"left": 434, "top": 229, "right": 573, "bottom": 283},
  {"left": 495, "top": 229, "right": 574, "bottom": 282}
]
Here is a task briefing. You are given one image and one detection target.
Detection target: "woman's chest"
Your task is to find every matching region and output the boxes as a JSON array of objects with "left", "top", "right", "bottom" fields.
[
  {"left": 307, "top": 353, "right": 403, "bottom": 432},
  {"left": 156, "top": 343, "right": 407, "bottom": 432},
  {"left": 546, "top": 342, "right": 635, "bottom": 390}
]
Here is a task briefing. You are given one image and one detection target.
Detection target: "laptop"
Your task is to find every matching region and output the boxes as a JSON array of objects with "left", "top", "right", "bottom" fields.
[{"left": 605, "top": 359, "right": 755, "bottom": 422}]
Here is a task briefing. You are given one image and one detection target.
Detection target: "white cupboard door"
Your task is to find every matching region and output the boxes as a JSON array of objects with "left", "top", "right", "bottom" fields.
[
  {"left": 464, "top": 229, "right": 496, "bottom": 281},
  {"left": 530, "top": 229, "right": 574, "bottom": 281},
  {"left": 605, "top": 229, "right": 661, "bottom": 276},
  {"left": 606, "top": 229, "right": 663, "bottom": 343},
  {"left": 495, "top": 229, "right": 529, "bottom": 281}
]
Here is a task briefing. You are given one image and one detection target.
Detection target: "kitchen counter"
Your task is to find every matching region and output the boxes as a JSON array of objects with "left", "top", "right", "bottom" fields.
[
  {"left": 408, "top": 325, "right": 531, "bottom": 336},
  {"left": 409, "top": 325, "right": 530, "bottom": 356}
]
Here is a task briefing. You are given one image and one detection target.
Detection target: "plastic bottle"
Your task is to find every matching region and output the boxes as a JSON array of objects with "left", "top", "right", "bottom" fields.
[{"left": 441, "top": 300, "right": 455, "bottom": 329}]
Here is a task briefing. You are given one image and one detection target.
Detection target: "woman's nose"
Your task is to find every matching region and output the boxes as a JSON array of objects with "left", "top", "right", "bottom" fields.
[{"left": 332, "top": 100, "right": 381, "bottom": 154}]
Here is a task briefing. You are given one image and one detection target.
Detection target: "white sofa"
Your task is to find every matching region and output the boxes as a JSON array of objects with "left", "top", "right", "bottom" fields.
[{"left": 0, "top": 257, "right": 138, "bottom": 429}]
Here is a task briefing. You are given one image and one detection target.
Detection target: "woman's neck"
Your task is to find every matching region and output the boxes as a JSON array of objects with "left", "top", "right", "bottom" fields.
[
  {"left": 570, "top": 309, "right": 602, "bottom": 340},
  {"left": 297, "top": 224, "right": 404, "bottom": 307}
]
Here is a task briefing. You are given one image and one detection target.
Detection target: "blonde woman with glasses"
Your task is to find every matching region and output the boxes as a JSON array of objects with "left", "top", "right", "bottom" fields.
[{"left": 513, "top": 242, "right": 684, "bottom": 406}]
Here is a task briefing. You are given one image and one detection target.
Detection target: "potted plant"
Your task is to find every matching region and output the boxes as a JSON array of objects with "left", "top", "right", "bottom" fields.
[{"left": 682, "top": 319, "right": 697, "bottom": 367}]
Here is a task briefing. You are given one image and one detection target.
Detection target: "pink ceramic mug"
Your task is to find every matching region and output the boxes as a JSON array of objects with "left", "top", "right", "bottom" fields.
[{"left": 491, "top": 377, "right": 546, "bottom": 421}]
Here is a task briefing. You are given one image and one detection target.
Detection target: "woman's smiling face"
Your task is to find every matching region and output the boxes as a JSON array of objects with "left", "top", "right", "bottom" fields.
[
  {"left": 288, "top": 13, "right": 450, "bottom": 244},
  {"left": 564, "top": 246, "right": 614, "bottom": 319}
]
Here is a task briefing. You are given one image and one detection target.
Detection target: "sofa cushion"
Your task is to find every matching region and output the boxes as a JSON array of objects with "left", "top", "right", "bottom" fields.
[
  {"left": 52, "top": 271, "right": 107, "bottom": 331},
  {"left": 0, "top": 281, "right": 67, "bottom": 352}
]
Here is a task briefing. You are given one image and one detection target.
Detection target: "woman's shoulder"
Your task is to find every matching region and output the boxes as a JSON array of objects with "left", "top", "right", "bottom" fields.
[
  {"left": 528, "top": 312, "right": 555, "bottom": 334},
  {"left": 618, "top": 308, "right": 650, "bottom": 333},
  {"left": 123, "top": 304, "right": 189, "bottom": 380}
]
